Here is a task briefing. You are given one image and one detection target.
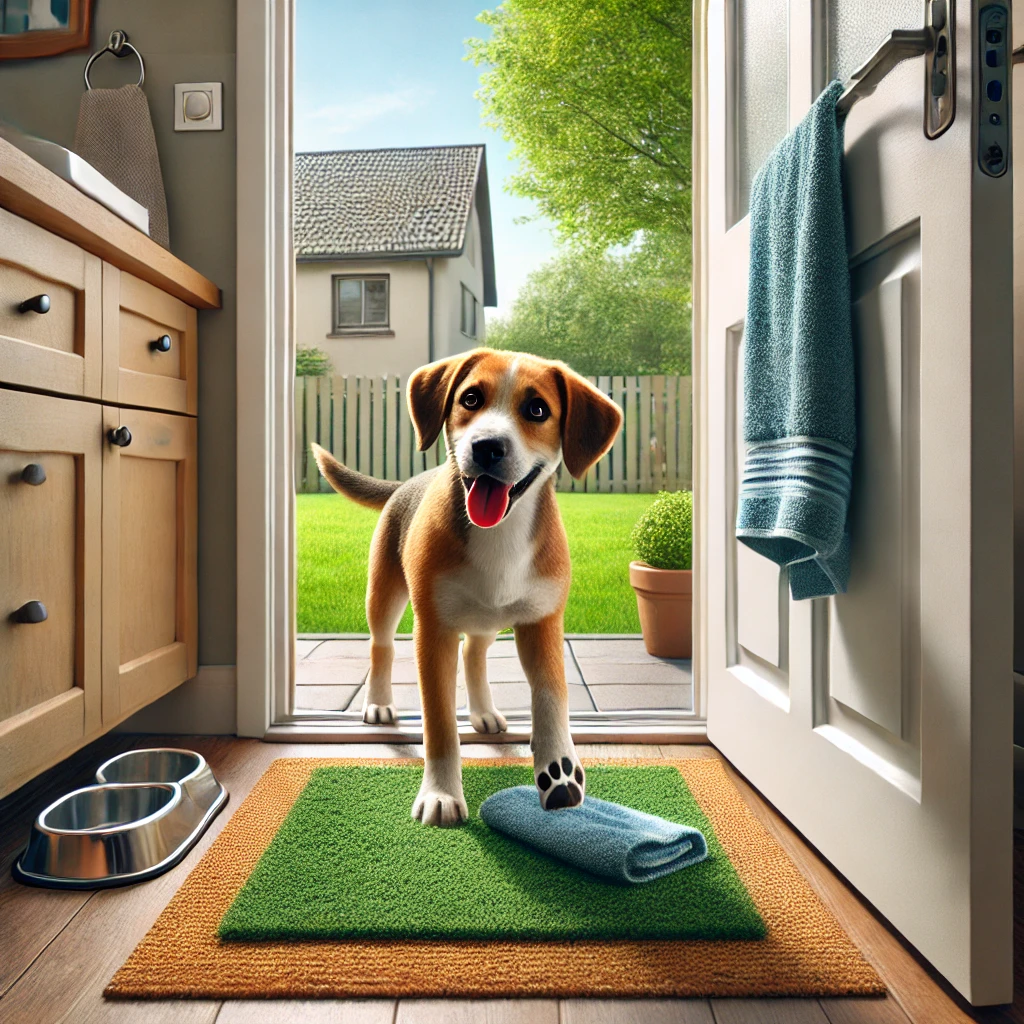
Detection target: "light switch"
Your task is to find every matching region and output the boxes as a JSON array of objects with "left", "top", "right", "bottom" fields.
[{"left": 174, "top": 82, "right": 223, "bottom": 131}]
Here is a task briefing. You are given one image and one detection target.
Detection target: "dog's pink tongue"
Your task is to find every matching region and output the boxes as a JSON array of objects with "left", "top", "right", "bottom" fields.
[{"left": 466, "top": 475, "right": 512, "bottom": 528}]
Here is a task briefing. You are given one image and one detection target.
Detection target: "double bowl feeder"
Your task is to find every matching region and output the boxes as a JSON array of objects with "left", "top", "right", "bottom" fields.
[{"left": 13, "top": 748, "right": 227, "bottom": 889}]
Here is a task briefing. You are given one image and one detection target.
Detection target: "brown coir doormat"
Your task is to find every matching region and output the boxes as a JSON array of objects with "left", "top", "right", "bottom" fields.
[{"left": 105, "top": 758, "right": 884, "bottom": 1000}]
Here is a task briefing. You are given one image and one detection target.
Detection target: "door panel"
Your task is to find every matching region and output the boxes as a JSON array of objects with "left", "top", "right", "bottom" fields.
[
  {"left": 829, "top": 237, "right": 921, "bottom": 740},
  {"left": 102, "top": 266, "right": 198, "bottom": 415},
  {"left": 102, "top": 406, "right": 197, "bottom": 723},
  {"left": 731, "top": 0, "right": 791, "bottom": 223},
  {"left": 825, "top": 0, "right": 923, "bottom": 81},
  {"left": 0, "top": 207, "right": 102, "bottom": 399},
  {"left": 0, "top": 390, "right": 102, "bottom": 800},
  {"left": 704, "top": 0, "right": 1013, "bottom": 1004}
]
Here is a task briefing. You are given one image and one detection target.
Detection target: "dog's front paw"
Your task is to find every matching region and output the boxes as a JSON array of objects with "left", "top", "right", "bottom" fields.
[
  {"left": 412, "top": 785, "right": 468, "bottom": 827},
  {"left": 363, "top": 702, "right": 397, "bottom": 725},
  {"left": 470, "top": 708, "right": 507, "bottom": 734},
  {"left": 535, "top": 752, "right": 585, "bottom": 810}
]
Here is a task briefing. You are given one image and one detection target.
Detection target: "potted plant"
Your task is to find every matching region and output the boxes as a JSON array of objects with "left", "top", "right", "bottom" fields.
[{"left": 629, "top": 490, "right": 693, "bottom": 659}]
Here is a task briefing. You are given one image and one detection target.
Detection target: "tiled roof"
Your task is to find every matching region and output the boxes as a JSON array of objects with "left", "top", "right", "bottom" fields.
[{"left": 294, "top": 145, "right": 485, "bottom": 258}]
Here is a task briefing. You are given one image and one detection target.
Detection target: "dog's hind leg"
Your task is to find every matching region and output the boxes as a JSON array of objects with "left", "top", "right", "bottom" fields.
[
  {"left": 463, "top": 633, "right": 507, "bottom": 734},
  {"left": 364, "top": 542, "right": 408, "bottom": 726}
]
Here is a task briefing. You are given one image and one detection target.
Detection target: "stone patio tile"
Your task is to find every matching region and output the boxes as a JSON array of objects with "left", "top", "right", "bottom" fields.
[
  {"left": 573, "top": 659, "right": 692, "bottom": 686},
  {"left": 293, "top": 684, "right": 361, "bottom": 712},
  {"left": 307, "top": 639, "right": 371, "bottom": 660},
  {"left": 295, "top": 639, "right": 323, "bottom": 659},
  {"left": 348, "top": 680, "right": 594, "bottom": 715},
  {"left": 588, "top": 684, "right": 693, "bottom": 712},
  {"left": 391, "top": 660, "right": 421, "bottom": 684},
  {"left": 568, "top": 638, "right": 661, "bottom": 662},
  {"left": 295, "top": 659, "right": 369, "bottom": 687},
  {"left": 457, "top": 681, "right": 593, "bottom": 712},
  {"left": 348, "top": 683, "right": 422, "bottom": 712}
]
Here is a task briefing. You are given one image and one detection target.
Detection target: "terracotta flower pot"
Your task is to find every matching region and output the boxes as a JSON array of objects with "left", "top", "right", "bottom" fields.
[{"left": 629, "top": 561, "right": 693, "bottom": 659}]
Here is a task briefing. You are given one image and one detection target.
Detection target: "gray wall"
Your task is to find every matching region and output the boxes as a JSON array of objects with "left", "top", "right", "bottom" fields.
[{"left": 0, "top": 0, "right": 237, "bottom": 666}]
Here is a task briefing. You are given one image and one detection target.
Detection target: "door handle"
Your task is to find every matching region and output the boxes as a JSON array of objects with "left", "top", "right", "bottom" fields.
[
  {"left": 108, "top": 426, "right": 132, "bottom": 447},
  {"left": 18, "top": 294, "right": 50, "bottom": 314},
  {"left": 11, "top": 601, "right": 47, "bottom": 624},
  {"left": 835, "top": 0, "right": 955, "bottom": 139},
  {"left": 20, "top": 463, "right": 46, "bottom": 485}
]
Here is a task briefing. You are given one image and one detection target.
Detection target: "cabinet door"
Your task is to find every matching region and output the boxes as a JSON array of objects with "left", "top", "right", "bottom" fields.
[
  {"left": 0, "top": 390, "right": 101, "bottom": 799},
  {"left": 102, "top": 265, "right": 198, "bottom": 415},
  {"left": 102, "top": 407, "right": 197, "bottom": 722},
  {"left": 0, "top": 207, "right": 102, "bottom": 399}
]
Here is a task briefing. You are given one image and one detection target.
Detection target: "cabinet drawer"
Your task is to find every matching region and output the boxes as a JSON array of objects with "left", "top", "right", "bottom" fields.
[
  {"left": 102, "top": 406, "right": 197, "bottom": 721},
  {"left": 103, "top": 266, "right": 197, "bottom": 415},
  {"left": 0, "top": 390, "right": 102, "bottom": 799},
  {"left": 0, "top": 207, "right": 102, "bottom": 399}
]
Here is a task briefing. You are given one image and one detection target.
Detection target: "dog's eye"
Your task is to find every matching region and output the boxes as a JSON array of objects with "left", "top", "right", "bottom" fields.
[
  {"left": 460, "top": 388, "right": 483, "bottom": 410},
  {"left": 524, "top": 397, "right": 549, "bottom": 422}
]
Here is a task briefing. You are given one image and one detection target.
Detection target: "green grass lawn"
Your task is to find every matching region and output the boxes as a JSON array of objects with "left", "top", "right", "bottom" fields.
[{"left": 296, "top": 491, "right": 656, "bottom": 634}]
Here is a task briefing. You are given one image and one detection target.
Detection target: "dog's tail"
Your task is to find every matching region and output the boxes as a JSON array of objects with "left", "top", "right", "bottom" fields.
[{"left": 310, "top": 443, "right": 401, "bottom": 511}]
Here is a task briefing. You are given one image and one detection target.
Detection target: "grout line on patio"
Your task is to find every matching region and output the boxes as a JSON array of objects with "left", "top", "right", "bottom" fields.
[{"left": 565, "top": 639, "right": 598, "bottom": 711}]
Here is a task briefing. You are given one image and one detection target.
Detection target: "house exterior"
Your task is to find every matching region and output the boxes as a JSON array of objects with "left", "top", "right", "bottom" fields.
[{"left": 294, "top": 144, "right": 497, "bottom": 378}]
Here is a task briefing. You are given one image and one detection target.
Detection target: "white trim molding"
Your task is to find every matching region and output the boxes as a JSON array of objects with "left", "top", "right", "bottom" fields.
[
  {"left": 236, "top": 0, "right": 296, "bottom": 736},
  {"left": 691, "top": 0, "right": 709, "bottom": 721}
]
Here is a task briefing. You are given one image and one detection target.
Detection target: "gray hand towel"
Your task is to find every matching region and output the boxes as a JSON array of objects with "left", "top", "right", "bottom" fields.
[{"left": 73, "top": 84, "right": 169, "bottom": 247}]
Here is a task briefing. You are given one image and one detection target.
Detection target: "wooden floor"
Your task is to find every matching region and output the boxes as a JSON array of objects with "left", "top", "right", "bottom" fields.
[{"left": 0, "top": 735, "right": 1019, "bottom": 1024}]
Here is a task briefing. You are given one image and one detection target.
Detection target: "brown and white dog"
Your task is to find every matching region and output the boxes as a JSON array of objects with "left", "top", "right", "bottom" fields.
[{"left": 311, "top": 348, "right": 622, "bottom": 826}]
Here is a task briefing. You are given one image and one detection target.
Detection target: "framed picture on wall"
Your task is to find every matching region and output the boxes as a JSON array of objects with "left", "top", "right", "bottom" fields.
[{"left": 0, "top": 0, "right": 93, "bottom": 60}]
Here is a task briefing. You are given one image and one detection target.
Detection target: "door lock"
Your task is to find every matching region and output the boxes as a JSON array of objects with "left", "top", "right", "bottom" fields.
[{"left": 979, "top": 5, "right": 1009, "bottom": 176}]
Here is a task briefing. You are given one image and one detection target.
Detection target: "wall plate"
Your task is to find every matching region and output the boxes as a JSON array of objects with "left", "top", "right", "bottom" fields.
[{"left": 174, "top": 82, "right": 223, "bottom": 132}]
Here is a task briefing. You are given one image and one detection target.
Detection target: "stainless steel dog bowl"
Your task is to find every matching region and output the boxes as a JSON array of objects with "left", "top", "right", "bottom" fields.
[
  {"left": 96, "top": 748, "right": 223, "bottom": 816},
  {"left": 12, "top": 748, "right": 228, "bottom": 889}
]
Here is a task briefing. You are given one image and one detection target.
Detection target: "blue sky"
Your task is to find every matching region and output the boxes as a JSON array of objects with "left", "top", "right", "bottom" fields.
[{"left": 295, "top": 0, "right": 558, "bottom": 319}]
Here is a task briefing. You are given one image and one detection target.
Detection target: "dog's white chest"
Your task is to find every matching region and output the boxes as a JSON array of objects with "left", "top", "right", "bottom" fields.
[{"left": 433, "top": 505, "right": 561, "bottom": 633}]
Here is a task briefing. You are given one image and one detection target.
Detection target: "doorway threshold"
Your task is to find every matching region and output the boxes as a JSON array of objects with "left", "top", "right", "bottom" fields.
[{"left": 265, "top": 712, "right": 708, "bottom": 745}]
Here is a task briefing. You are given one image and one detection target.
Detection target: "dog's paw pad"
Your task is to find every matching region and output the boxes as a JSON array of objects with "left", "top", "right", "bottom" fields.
[
  {"left": 536, "top": 759, "right": 584, "bottom": 810},
  {"left": 470, "top": 709, "right": 508, "bottom": 735},
  {"left": 412, "top": 790, "right": 468, "bottom": 827},
  {"left": 363, "top": 703, "right": 397, "bottom": 725},
  {"left": 545, "top": 781, "right": 583, "bottom": 810}
]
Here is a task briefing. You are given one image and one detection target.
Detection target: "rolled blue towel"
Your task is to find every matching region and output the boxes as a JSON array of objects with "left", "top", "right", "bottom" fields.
[
  {"left": 479, "top": 786, "right": 708, "bottom": 884},
  {"left": 737, "top": 78, "right": 856, "bottom": 600}
]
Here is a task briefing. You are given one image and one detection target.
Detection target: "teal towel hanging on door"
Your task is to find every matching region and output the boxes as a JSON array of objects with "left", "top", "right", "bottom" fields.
[{"left": 736, "top": 79, "right": 856, "bottom": 601}]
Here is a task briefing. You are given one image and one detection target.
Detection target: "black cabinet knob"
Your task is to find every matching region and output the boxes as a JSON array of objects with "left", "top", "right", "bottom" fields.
[
  {"left": 20, "top": 463, "right": 46, "bottom": 485},
  {"left": 108, "top": 426, "right": 133, "bottom": 447},
  {"left": 18, "top": 294, "right": 51, "bottom": 315},
  {"left": 149, "top": 334, "right": 172, "bottom": 353},
  {"left": 11, "top": 601, "right": 47, "bottom": 624}
]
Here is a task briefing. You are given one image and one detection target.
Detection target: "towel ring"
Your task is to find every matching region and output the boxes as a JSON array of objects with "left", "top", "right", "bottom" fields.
[{"left": 84, "top": 30, "right": 145, "bottom": 90}]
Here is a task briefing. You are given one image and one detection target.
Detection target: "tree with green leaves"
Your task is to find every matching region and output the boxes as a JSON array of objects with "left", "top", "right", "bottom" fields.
[
  {"left": 467, "top": 0, "right": 692, "bottom": 250},
  {"left": 486, "top": 233, "right": 690, "bottom": 376}
]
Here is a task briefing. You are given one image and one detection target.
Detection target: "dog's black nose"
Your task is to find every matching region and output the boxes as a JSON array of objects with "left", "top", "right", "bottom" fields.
[{"left": 472, "top": 438, "right": 506, "bottom": 470}]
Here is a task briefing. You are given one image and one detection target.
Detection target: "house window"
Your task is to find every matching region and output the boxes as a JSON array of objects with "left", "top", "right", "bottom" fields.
[
  {"left": 461, "top": 284, "right": 479, "bottom": 338},
  {"left": 333, "top": 275, "right": 389, "bottom": 330}
]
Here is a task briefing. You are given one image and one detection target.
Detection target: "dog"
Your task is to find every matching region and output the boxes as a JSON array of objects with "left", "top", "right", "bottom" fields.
[{"left": 311, "top": 348, "right": 622, "bottom": 826}]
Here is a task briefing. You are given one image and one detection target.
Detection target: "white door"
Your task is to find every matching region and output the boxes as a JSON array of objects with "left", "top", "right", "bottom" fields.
[{"left": 704, "top": 0, "right": 1013, "bottom": 1005}]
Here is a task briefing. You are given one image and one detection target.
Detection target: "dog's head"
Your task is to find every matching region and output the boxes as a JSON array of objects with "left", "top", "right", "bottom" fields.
[{"left": 407, "top": 348, "right": 623, "bottom": 528}]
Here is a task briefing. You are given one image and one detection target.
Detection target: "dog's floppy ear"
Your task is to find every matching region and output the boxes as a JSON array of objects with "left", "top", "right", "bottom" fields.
[
  {"left": 555, "top": 364, "right": 624, "bottom": 479},
  {"left": 407, "top": 351, "right": 484, "bottom": 451}
]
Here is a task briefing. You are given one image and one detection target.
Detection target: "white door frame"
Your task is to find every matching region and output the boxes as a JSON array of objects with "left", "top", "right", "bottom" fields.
[
  {"left": 233, "top": 0, "right": 711, "bottom": 739},
  {"left": 236, "top": 0, "right": 296, "bottom": 736}
]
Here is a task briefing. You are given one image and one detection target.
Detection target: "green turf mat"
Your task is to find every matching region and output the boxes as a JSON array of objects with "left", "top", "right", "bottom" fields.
[{"left": 218, "top": 765, "right": 765, "bottom": 942}]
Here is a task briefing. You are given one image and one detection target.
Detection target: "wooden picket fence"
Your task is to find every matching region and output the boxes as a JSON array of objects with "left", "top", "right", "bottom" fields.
[{"left": 295, "top": 374, "right": 692, "bottom": 495}]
